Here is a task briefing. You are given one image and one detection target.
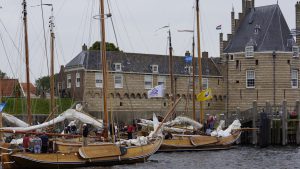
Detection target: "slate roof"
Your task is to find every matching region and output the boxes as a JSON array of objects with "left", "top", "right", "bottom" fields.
[
  {"left": 224, "top": 4, "right": 295, "bottom": 53},
  {"left": 65, "top": 51, "right": 222, "bottom": 77}
]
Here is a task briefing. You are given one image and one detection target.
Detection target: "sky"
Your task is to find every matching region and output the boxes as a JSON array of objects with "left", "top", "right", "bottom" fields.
[{"left": 0, "top": 0, "right": 297, "bottom": 83}]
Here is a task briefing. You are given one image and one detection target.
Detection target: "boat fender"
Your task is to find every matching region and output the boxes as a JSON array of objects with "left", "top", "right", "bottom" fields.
[{"left": 119, "top": 146, "right": 127, "bottom": 155}]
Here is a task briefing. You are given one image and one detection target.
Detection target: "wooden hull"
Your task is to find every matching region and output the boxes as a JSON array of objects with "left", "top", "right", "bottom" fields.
[
  {"left": 1, "top": 137, "right": 162, "bottom": 169},
  {"left": 159, "top": 131, "right": 241, "bottom": 152}
]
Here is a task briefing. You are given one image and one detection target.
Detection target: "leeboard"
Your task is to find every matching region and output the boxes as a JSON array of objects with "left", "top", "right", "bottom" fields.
[{"left": 79, "top": 144, "right": 121, "bottom": 159}]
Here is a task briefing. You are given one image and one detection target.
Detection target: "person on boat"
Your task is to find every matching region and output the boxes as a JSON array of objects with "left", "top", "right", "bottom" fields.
[
  {"left": 32, "top": 135, "right": 42, "bottom": 154},
  {"left": 82, "top": 124, "right": 89, "bottom": 146},
  {"left": 22, "top": 134, "right": 30, "bottom": 152},
  {"left": 164, "top": 132, "right": 173, "bottom": 140},
  {"left": 40, "top": 132, "right": 49, "bottom": 153},
  {"left": 127, "top": 124, "right": 135, "bottom": 139}
]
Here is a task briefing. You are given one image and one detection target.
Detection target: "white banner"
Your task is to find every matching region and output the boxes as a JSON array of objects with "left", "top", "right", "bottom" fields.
[{"left": 147, "top": 85, "right": 164, "bottom": 98}]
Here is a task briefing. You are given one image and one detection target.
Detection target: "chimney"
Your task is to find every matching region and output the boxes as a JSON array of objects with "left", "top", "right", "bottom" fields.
[
  {"left": 231, "top": 7, "right": 235, "bottom": 35},
  {"left": 296, "top": 2, "right": 300, "bottom": 46},
  {"left": 82, "top": 43, "right": 87, "bottom": 51},
  {"left": 219, "top": 33, "right": 224, "bottom": 56},
  {"left": 185, "top": 51, "right": 191, "bottom": 57},
  {"left": 202, "top": 51, "right": 209, "bottom": 59},
  {"left": 242, "top": 0, "right": 255, "bottom": 15}
]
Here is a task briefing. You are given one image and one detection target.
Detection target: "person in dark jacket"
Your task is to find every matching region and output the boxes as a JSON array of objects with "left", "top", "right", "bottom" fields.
[
  {"left": 82, "top": 124, "right": 89, "bottom": 146},
  {"left": 40, "top": 132, "right": 49, "bottom": 153}
]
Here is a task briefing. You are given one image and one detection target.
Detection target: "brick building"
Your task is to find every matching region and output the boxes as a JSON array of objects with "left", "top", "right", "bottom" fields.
[
  {"left": 219, "top": 0, "right": 298, "bottom": 112},
  {"left": 58, "top": 48, "right": 225, "bottom": 120}
]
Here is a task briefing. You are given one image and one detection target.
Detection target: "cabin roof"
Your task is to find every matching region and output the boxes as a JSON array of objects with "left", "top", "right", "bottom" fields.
[
  {"left": 65, "top": 51, "right": 222, "bottom": 77},
  {"left": 0, "top": 79, "right": 20, "bottom": 97},
  {"left": 224, "top": 4, "right": 294, "bottom": 53}
]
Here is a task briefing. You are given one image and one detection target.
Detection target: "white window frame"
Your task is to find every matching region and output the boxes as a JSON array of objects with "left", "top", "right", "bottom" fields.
[
  {"left": 202, "top": 78, "right": 208, "bottom": 90},
  {"left": 245, "top": 46, "right": 254, "bottom": 58},
  {"left": 291, "top": 70, "right": 298, "bottom": 88},
  {"left": 157, "top": 76, "right": 166, "bottom": 88},
  {"left": 292, "top": 46, "right": 299, "bottom": 58},
  {"left": 76, "top": 73, "right": 80, "bottom": 87},
  {"left": 114, "top": 63, "right": 122, "bottom": 72},
  {"left": 95, "top": 73, "right": 103, "bottom": 88},
  {"left": 114, "top": 74, "right": 123, "bottom": 88},
  {"left": 144, "top": 75, "right": 153, "bottom": 89},
  {"left": 246, "top": 70, "right": 255, "bottom": 88},
  {"left": 152, "top": 65, "right": 159, "bottom": 73},
  {"left": 67, "top": 74, "right": 71, "bottom": 88},
  {"left": 188, "top": 66, "right": 193, "bottom": 74}
]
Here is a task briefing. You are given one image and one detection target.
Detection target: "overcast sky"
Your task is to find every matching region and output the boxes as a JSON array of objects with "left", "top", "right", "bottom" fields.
[{"left": 0, "top": 0, "right": 297, "bottom": 83}]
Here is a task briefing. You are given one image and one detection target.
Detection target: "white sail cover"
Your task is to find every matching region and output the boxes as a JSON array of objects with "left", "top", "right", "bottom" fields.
[
  {"left": 1, "top": 109, "right": 103, "bottom": 131},
  {"left": 139, "top": 115, "right": 203, "bottom": 133},
  {"left": 210, "top": 120, "right": 241, "bottom": 137},
  {"left": 2, "top": 112, "right": 29, "bottom": 127}
]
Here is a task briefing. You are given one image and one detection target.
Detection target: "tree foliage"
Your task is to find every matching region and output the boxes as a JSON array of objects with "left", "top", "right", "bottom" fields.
[
  {"left": 0, "top": 70, "right": 7, "bottom": 79},
  {"left": 89, "top": 41, "right": 120, "bottom": 51},
  {"left": 35, "top": 74, "right": 58, "bottom": 96}
]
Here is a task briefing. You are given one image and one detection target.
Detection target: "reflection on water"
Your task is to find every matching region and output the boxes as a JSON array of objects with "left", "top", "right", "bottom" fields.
[{"left": 82, "top": 146, "right": 300, "bottom": 169}]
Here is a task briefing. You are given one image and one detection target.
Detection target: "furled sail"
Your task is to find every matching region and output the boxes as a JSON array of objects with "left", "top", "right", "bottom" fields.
[
  {"left": 2, "top": 113, "right": 29, "bottom": 127},
  {"left": 1, "top": 109, "right": 103, "bottom": 131}
]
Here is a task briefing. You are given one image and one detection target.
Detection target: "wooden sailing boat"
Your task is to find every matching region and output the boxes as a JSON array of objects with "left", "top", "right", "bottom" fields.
[
  {"left": 158, "top": 0, "right": 241, "bottom": 152},
  {"left": 0, "top": 0, "right": 168, "bottom": 168}
]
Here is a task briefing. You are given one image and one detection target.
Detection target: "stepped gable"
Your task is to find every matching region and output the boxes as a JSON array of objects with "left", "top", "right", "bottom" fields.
[
  {"left": 65, "top": 51, "right": 221, "bottom": 77},
  {"left": 224, "top": 4, "right": 294, "bottom": 53}
]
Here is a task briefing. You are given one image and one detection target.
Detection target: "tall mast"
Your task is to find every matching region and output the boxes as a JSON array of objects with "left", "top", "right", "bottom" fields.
[
  {"left": 196, "top": 0, "right": 203, "bottom": 122},
  {"left": 168, "top": 30, "right": 175, "bottom": 106},
  {"left": 23, "top": 0, "right": 32, "bottom": 125},
  {"left": 100, "top": 0, "right": 108, "bottom": 137},
  {"left": 49, "top": 7, "right": 55, "bottom": 118},
  {"left": 192, "top": 36, "right": 196, "bottom": 120}
]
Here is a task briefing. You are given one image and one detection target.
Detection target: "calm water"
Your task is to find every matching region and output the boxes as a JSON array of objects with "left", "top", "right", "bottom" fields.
[{"left": 83, "top": 146, "right": 300, "bottom": 169}]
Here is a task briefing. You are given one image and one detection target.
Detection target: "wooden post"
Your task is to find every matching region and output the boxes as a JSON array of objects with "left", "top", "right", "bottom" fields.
[
  {"left": 236, "top": 107, "right": 241, "bottom": 144},
  {"left": 296, "top": 100, "right": 300, "bottom": 145},
  {"left": 282, "top": 100, "right": 287, "bottom": 146},
  {"left": 252, "top": 101, "right": 257, "bottom": 145},
  {"left": 266, "top": 101, "right": 271, "bottom": 145}
]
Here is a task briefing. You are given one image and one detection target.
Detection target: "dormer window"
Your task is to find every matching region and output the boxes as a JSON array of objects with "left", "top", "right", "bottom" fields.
[
  {"left": 293, "top": 46, "right": 299, "bottom": 57},
  {"left": 254, "top": 25, "right": 261, "bottom": 34},
  {"left": 151, "top": 65, "right": 158, "bottom": 73},
  {"left": 245, "top": 46, "right": 254, "bottom": 58},
  {"left": 114, "top": 63, "right": 122, "bottom": 71},
  {"left": 185, "top": 66, "right": 193, "bottom": 74}
]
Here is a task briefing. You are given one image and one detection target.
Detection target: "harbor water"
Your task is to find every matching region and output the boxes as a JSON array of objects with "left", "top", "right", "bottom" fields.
[{"left": 82, "top": 146, "right": 300, "bottom": 169}]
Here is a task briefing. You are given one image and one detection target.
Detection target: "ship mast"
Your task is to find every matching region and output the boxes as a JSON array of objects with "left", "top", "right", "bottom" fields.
[
  {"left": 192, "top": 36, "right": 196, "bottom": 120},
  {"left": 23, "top": 0, "right": 32, "bottom": 125},
  {"left": 168, "top": 30, "right": 175, "bottom": 106},
  {"left": 99, "top": 0, "right": 109, "bottom": 137},
  {"left": 196, "top": 0, "right": 203, "bottom": 122},
  {"left": 49, "top": 6, "right": 55, "bottom": 119}
]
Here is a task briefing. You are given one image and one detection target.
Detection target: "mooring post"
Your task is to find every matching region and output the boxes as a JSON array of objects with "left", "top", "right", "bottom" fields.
[
  {"left": 266, "top": 101, "right": 271, "bottom": 145},
  {"left": 296, "top": 100, "right": 300, "bottom": 145},
  {"left": 282, "top": 100, "right": 287, "bottom": 146},
  {"left": 252, "top": 101, "right": 257, "bottom": 145},
  {"left": 236, "top": 107, "right": 241, "bottom": 144}
]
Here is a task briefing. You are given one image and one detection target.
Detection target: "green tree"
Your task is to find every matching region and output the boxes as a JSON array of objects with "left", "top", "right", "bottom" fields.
[
  {"left": 35, "top": 74, "right": 58, "bottom": 97},
  {"left": 0, "top": 70, "right": 7, "bottom": 79},
  {"left": 89, "top": 41, "right": 120, "bottom": 51}
]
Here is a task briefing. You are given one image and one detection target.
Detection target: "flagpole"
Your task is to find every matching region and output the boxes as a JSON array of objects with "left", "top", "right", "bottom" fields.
[{"left": 196, "top": 0, "right": 203, "bottom": 123}]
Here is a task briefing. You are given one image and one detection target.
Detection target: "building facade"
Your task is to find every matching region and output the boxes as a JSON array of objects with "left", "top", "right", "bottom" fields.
[
  {"left": 219, "top": 0, "right": 299, "bottom": 112},
  {"left": 58, "top": 49, "right": 225, "bottom": 120}
]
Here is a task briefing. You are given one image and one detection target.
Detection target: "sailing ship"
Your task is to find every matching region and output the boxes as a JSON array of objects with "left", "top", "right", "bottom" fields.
[{"left": 0, "top": 0, "right": 170, "bottom": 168}]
